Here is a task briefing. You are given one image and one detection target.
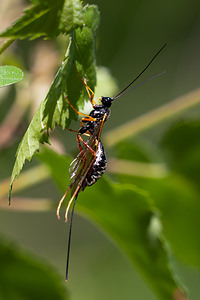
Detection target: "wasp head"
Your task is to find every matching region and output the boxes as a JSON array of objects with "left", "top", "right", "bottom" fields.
[{"left": 100, "top": 96, "right": 113, "bottom": 108}]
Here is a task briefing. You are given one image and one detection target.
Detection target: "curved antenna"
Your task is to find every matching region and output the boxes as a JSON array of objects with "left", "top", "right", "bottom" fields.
[
  {"left": 112, "top": 43, "right": 167, "bottom": 100},
  {"left": 115, "top": 71, "right": 165, "bottom": 98}
]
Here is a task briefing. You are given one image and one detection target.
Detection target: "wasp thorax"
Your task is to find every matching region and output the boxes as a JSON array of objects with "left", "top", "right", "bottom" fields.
[{"left": 100, "top": 96, "right": 112, "bottom": 108}]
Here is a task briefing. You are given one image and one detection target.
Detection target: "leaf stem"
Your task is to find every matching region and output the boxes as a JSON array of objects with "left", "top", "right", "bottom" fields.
[
  {"left": 103, "top": 88, "right": 200, "bottom": 147},
  {"left": 0, "top": 38, "right": 15, "bottom": 55}
]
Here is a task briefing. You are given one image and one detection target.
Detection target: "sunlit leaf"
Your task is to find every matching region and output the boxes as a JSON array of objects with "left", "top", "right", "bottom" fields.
[
  {"left": 0, "top": 66, "right": 23, "bottom": 87},
  {"left": 9, "top": 5, "right": 100, "bottom": 202},
  {"left": 0, "top": 0, "right": 83, "bottom": 40}
]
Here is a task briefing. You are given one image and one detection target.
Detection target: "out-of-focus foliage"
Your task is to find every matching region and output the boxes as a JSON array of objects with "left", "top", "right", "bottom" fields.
[
  {"left": 113, "top": 120, "right": 200, "bottom": 269},
  {"left": 0, "top": 239, "right": 67, "bottom": 300}
]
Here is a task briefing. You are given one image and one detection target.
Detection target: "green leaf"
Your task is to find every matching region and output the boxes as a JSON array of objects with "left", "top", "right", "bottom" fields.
[
  {"left": 0, "top": 239, "right": 67, "bottom": 300},
  {"left": 78, "top": 179, "right": 186, "bottom": 300},
  {"left": 113, "top": 129, "right": 200, "bottom": 267},
  {"left": 0, "top": 0, "right": 83, "bottom": 40},
  {"left": 114, "top": 139, "right": 162, "bottom": 163},
  {"left": 38, "top": 148, "right": 187, "bottom": 300},
  {"left": 59, "top": 0, "right": 84, "bottom": 34},
  {"left": 132, "top": 175, "right": 200, "bottom": 267},
  {"left": 37, "top": 147, "right": 71, "bottom": 189},
  {"left": 9, "top": 5, "right": 100, "bottom": 201},
  {"left": 0, "top": 66, "right": 23, "bottom": 87},
  {"left": 161, "top": 119, "right": 200, "bottom": 189}
]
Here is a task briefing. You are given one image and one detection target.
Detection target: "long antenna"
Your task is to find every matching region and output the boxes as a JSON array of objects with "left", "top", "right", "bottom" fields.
[
  {"left": 115, "top": 70, "right": 165, "bottom": 98},
  {"left": 113, "top": 43, "right": 167, "bottom": 100},
  {"left": 65, "top": 195, "right": 78, "bottom": 281}
]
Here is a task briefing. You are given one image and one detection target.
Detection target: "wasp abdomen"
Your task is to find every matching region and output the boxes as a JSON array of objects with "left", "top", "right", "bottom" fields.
[{"left": 85, "top": 140, "right": 107, "bottom": 186}]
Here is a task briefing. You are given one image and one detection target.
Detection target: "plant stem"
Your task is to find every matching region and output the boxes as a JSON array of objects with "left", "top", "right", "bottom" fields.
[
  {"left": 0, "top": 38, "right": 15, "bottom": 55},
  {"left": 103, "top": 88, "right": 200, "bottom": 147}
]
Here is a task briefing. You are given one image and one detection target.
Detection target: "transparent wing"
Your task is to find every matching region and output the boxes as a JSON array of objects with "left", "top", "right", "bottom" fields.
[
  {"left": 57, "top": 117, "right": 106, "bottom": 222},
  {"left": 69, "top": 151, "right": 83, "bottom": 181},
  {"left": 57, "top": 126, "right": 100, "bottom": 220},
  {"left": 69, "top": 123, "right": 101, "bottom": 181}
]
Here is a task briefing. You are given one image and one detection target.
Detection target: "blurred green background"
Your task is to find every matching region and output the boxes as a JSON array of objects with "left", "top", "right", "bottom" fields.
[{"left": 0, "top": 0, "right": 200, "bottom": 299}]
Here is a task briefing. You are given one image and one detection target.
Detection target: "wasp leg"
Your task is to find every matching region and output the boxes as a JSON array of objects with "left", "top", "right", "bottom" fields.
[
  {"left": 56, "top": 186, "right": 71, "bottom": 219},
  {"left": 66, "top": 127, "right": 90, "bottom": 137},
  {"left": 77, "top": 133, "right": 96, "bottom": 160},
  {"left": 65, "top": 96, "right": 96, "bottom": 120},
  {"left": 58, "top": 118, "right": 106, "bottom": 221},
  {"left": 56, "top": 160, "right": 85, "bottom": 220},
  {"left": 65, "top": 193, "right": 76, "bottom": 222},
  {"left": 72, "top": 61, "right": 97, "bottom": 107},
  {"left": 64, "top": 154, "right": 96, "bottom": 222},
  {"left": 83, "top": 78, "right": 97, "bottom": 106}
]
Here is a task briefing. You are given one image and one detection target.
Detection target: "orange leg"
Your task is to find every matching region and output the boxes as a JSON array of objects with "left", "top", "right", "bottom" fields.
[
  {"left": 64, "top": 153, "right": 97, "bottom": 222},
  {"left": 66, "top": 127, "right": 90, "bottom": 137},
  {"left": 65, "top": 97, "right": 95, "bottom": 157},
  {"left": 57, "top": 63, "right": 101, "bottom": 221},
  {"left": 57, "top": 164, "right": 84, "bottom": 220},
  {"left": 62, "top": 118, "right": 107, "bottom": 221},
  {"left": 73, "top": 61, "right": 97, "bottom": 107},
  {"left": 56, "top": 139, "right": 97, "bottom": 221},
  {"left": 77, "top": 133, "right": 96, "bottom": 159},
  {"left": 83, "top": 78, "right": 97, "bottom": 106},
  {"left": 66, "top": 96, "right": 96, "bottom": 121}
]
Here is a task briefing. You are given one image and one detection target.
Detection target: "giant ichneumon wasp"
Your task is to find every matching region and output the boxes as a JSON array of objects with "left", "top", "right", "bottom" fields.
[{"left": 57, "top": 43, "right": 167, "bottom": 280}]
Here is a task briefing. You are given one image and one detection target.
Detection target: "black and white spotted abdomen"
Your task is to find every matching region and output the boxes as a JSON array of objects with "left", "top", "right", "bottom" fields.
[{"left": 86, "top": 140, "right": 107, "bottom": 186}]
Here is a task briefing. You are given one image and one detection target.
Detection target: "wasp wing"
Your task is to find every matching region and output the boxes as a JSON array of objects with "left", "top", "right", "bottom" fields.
[
  {"left": 57, "top": 117, "right": 106, "bottom": 221},
  {"left": 69, "top": 122, "right": 103, "bottom": 196}
]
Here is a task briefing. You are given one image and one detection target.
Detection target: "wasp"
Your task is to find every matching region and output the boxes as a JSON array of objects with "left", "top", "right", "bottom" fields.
[{"left": 57, "top": 43, "right": 167, "bottom": 280}]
